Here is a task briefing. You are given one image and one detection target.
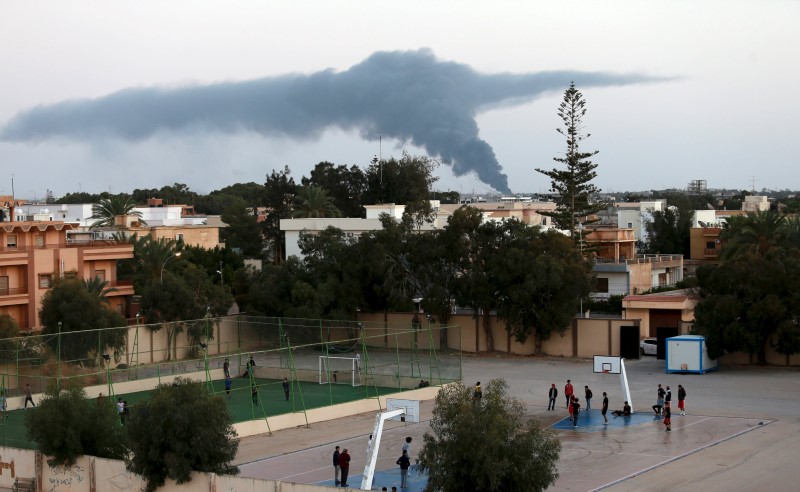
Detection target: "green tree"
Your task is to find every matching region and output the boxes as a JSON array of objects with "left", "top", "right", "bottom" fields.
[
  {"left": 720, "top": 210, "right": 786, "bottom": 260},
  {"left": 446, "top": 207, "right": 505, "bottom": 352},
  {"left": 302, "top": 162, "right": 366, "bottom": 217},
  {"left": 39, "top": 277, "right": 127, "bottom": 365},
  {"left": 131, "top": 236, "right": 180, "bottom": 284},
  {"left": 220, "top": 201, "right": 263, "bottom": 257},
  {"left": 693, "top": 249, "right": 800, "bottom": 364},
  {"left": 125, "top": 378, "right": 239, "bottom": 492},
  {"left": 292, "top": 185, "right": 342, "bottom": 218},
  {"left": 493, "top": 226, "right": 591, "bottom": 355},
  {"left": 0, "top": 314, "right": 21, "bottom": 362},
  {"left": 417, "top": 379, "right": 560, "bottom": 492},
  {"left": 139, "top": 264, "right": 229, "bottom": 360},
  {"left": 262, "top": 166, "right": 299, "bottom": 263},
  {"left": 536, "top": 82, "right": 603, "bottom": 242},
  {"left": 25, "top": 381, "right": 127, "bottom": 467},
  {"left": 89, "top": 194, "right": 146, "bottom": 229},
  {"left": 363, "top": 152, "right": 438, "bottom": 206}
]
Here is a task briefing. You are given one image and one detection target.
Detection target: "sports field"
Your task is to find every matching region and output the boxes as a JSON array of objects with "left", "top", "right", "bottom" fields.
[{"left": 0, "top": 377, "right": 405, "bottom": 450}]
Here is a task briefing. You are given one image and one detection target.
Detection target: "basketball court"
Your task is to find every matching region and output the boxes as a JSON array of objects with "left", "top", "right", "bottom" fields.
[{"left": 235, "top": 354, "right": 795, "bottom": 491}]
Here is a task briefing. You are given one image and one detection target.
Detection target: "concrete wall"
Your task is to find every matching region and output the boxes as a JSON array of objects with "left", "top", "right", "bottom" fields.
[{"left": 0, "top": 446, "right": 338, "bottom": 492}]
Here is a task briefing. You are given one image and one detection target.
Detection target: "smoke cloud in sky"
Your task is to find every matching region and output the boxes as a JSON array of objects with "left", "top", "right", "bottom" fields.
[{"left": 1, "top": 49, "right": 658, "bottom": 193}]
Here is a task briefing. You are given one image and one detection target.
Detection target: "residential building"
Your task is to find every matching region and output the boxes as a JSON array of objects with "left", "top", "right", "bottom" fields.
[
  {"left": 622, "top": 289, "right": 697, "bottom": 337},
  {"left": 587, "top": 226, "right": 683, "bottom": 299},
  {"left": 0, "top": 221, "right": 134, "bottom": 331},
  {"left": 15, "top": 198, "right": 223, "bottom": 250},
  {"left": 616, "top": 200, "right": 666, "bottom": 243}
]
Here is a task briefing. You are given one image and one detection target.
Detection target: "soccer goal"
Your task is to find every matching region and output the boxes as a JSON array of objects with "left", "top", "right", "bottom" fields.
[{"left": 318, "top": 356, "right": 361, "bottom": 387}]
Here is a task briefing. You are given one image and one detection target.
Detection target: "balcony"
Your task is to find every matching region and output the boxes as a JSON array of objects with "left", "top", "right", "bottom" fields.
[
  {"left": 0, "top": 287, "right": 29, "bottom": 306},
  {"left": 703, "top": 248, "right": 720, "bottom": 257}
]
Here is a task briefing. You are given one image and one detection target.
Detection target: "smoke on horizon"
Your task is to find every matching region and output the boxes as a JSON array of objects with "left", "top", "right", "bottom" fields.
[{"left": 1, "top": 49, "right": 659, "bottom": 193}]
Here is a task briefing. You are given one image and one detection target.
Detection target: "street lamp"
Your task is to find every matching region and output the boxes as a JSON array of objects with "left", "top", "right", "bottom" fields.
[
  {"left": 216, "top": 270, "right": 223, "bottom": 289},
  {"left": 160, "top": 251, "right": 182, "bottom": 282}
]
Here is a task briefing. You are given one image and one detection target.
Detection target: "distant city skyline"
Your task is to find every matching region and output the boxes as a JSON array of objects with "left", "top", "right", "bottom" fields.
[{"left": 1, "top": 1, "right": 798, "bottom": 198}]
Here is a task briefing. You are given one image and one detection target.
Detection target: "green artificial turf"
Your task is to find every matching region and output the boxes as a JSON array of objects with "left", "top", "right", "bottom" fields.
[{"left": 0, "top": 378, "right": 405, "bottom": 450}]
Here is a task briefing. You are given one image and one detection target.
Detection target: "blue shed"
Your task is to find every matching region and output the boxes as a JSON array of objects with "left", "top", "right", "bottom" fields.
[{"left": 665, "top": 335, "right": 718, "bottom": 374}]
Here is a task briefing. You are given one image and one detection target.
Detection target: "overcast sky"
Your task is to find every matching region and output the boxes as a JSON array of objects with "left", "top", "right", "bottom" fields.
[{"left": 1, "top": 0, "right": 797, "bottom": 199}]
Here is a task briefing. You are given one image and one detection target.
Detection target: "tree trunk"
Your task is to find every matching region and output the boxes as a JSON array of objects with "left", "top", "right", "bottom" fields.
[
  {"left": 482, "top": 308, "right": 494, "bottom": 352},
  {"left": 534, "top": 337, "right": 543, "bottom": 357},
  {"left": 757, "top": 342, "right": 768, "bottom": 365}
]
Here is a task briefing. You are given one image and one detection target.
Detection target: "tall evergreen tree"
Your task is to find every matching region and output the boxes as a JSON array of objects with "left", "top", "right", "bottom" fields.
[{"left": 536, "top": 82, "right": 603, "bottom": 242}]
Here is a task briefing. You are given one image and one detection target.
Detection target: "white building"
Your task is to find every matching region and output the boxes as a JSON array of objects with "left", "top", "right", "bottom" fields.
[{"left": 616, "top": 200, "right": 667, "bottom": 243}]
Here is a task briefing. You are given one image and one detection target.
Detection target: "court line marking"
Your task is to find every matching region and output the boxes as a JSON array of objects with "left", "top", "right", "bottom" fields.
[{"left": 588, "top": 418, "right": 773, "bottom": 491}]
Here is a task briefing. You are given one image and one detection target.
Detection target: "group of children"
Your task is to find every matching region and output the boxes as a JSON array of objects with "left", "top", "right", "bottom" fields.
[
  {"left": 560, "top": 381, "right": 687, "bottom": 431},
  {"left": 651, "top": 384, "right": 687, "bottom": 432}
]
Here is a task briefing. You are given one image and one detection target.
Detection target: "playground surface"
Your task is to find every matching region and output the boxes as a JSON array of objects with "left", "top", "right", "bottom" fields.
[
  {"left": 235, "top": 355, "right": 800, "bottom": 491},
  {"left": 0, "top": 377, "right": 405, "bottom": 450}
]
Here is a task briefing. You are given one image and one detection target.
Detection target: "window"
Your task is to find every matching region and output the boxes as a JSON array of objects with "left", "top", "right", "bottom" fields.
[
  {"left": 94, "top": 270, "right": 106, "bottom": 281},
  {"left": 6, "top": 235, "right": 17, "bottom": 248},
  {"left": 595, "top": 278, "right": 609, "bottom": 293},
  {"left": 627, "top": 222, "right": 633, "bottom": 228},
  {"left": 0, "top": 276, "right": 8, "bottom": 295},
  {"left": 706, "top": 241, "right": 716, "bottom": 249},
  {"left": 176, "top": 233, "right": 184, "bottom": 242},
  {"left": 38, "top": 274, "right": 53, "bottom": 289},
  {"left": 35, "top": 235, "right": 45, "bottom": 247}
]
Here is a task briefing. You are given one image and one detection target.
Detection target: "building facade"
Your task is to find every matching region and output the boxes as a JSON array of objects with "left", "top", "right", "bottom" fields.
[{"left": 0, "top": 221, "right": 133, "bottom": 330}]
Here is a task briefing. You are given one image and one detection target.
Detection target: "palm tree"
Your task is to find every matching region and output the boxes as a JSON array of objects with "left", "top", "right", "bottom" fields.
[
  {"left": 720, "top": 210, "right": 785, "bottom": 260},
  {"left": 133, "top": 236, "right": 180, "bottom": 283},
  {"left": 90, "top": 195, "right": 146, "bottom": 229},
  {"left": 292, "top": 186, "right": 342, "bottom": 218},
  {"left": 81, "top": 276, "right": 117, "bottom": 305}
]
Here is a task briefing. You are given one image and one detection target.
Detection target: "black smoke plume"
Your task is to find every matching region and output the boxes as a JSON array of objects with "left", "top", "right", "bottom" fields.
[{"left": 1, "top": 49, "right": 658, "bottom": 193}]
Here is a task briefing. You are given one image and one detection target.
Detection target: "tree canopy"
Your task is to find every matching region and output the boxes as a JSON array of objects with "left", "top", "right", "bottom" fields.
[
  {"left": 694, "top": 211, "right": 800, "bottom": 363},
  {"left": 39, "top": 277, "right": 127, "bottom": 365},
  {"left": 125, "top": 378, "right": 239, "bottom": 492},
  {"left": 536, "top": 82, "right": 603, "bottom": 242},
  {"left": 25, "top": 381, "right": 127, "bottom": 467},
  {"left": 89, "top": 194, "right": 145, "bottom": 229},
  {"left": 417, "top": 379, "right": 561, "bottom": 492}
]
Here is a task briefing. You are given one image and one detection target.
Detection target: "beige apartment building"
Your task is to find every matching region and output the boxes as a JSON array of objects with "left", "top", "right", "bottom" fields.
[{"left": 0, "top": 221, "right": 134, "bottom": 331}]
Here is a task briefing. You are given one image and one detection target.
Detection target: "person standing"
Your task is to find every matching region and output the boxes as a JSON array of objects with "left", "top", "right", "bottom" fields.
[
  {"left": 24, "top": 384, "right": 35, "bottom": 408},
  {"left": 678, "top": 385, "right": 686, "bottom": 415},
  {"left": 564, "top": 380, "right": 574, "bottom": 409},
  {"left": 339, "top": 448, "right": 351, "bottom": 487},
  {"left": 250, "top": 381, "right": 258, "bottom": 404},
  {"left": 396, "top": 450, "right": 411, "bottom": 488},
  {"left": 223, "top": 358, "right": 230, "bottom": 378},
  {"left": 548, "top": 384, "right": 558, "bottom": 411},
  {"left": 355, "top": 351, "right": 362, "bottom": 372},
  {"left": 584, "top": 385, "right": 593, "bottom": 410},
  {"left": 665, "top": 386, "right": 672, "bottom": 408},
  {"left": 653, "top": 384, "right": 665, "bottom": 416},
  {"left": 664, "top": 403, "right": 672, "bottom": 431},
  {"left": 571, "top": 397, "right": 581, "bottom": 428},
  {"left": 402, "top": 436, "right": 412, "bottom": 457},
  {"left": 601, "top": 392, "right": 609, "bottom": 424},
  {"left": 225, "top": 374, "right": 232, "bottom": 399},
  {"left": 473, "top": 382, "right": 482, "bottom": 401},
  {"left": 332, "top": 446, "right": 341, "bottom": 486},
  {"left": 282, "top": 377, "right": 290, "bottom": 401}
]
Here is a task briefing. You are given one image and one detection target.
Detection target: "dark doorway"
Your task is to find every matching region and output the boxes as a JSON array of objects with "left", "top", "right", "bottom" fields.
[
  {"left": 656, "top": 327, "right": 679, "bottom": 360},
  {"left": 620, "top": 326, "right": 640, "bottom": 359}
]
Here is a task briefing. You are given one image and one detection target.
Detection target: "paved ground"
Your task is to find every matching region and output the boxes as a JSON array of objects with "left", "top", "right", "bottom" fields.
[{"left": 235, "top": 354, "right": 800, "bottom": 491}]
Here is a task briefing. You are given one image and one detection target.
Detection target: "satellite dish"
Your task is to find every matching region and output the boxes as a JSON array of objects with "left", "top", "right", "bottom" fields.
[{"left": 698, "top": 221, "right": 708, "bottom": 227}]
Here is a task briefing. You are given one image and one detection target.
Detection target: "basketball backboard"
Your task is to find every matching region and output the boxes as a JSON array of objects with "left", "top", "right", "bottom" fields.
[
  {"left": 386, "top": 398, "right": 420, "bottom": 423},
  {"left": 593, "top": 355, "right": 622, "bottom": 374}
]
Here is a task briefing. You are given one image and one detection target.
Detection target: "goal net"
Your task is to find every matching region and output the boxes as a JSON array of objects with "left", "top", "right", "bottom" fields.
[{"left": 318, "top": 356, "right": 360, "bottom": 387}]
